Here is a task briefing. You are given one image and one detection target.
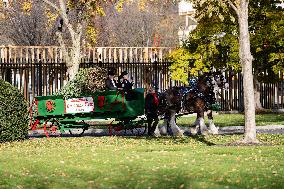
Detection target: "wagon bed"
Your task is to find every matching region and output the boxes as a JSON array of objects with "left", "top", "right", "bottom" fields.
[{"left": 29, "top": 88, "right": 147, "bottom": 137}]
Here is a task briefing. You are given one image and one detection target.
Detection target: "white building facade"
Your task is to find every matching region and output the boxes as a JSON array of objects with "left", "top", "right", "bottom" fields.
[{"left": 178, "top": 0, "right": 197, "bottom": 45}]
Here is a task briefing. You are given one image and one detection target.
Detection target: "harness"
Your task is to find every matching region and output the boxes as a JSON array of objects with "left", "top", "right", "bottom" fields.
[
  {"left": 183, "top": 76, "right": 217, "bottom": 110},
  {"left": 157, "top": 73, "right": 226, "bottom": 116}
]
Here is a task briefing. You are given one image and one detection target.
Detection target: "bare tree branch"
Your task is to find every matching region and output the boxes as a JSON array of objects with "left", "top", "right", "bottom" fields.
[
  {"left": 42, "top": 0, "right": 75, "bottom": 39},
  {"left": 218, "top": 0, "right": 239, "bottom": 16},
  {"left": 42, "top": 0, "right": 61, "bottom": 12},
  {"left": 0, "top": 1, "right": 58, "bottom": 45},
  {"left": 228, "top": 0, "right": 239, "bottom": 14},
  {"left": 58, "top": 0, "right": 76, "bottom": 38}
]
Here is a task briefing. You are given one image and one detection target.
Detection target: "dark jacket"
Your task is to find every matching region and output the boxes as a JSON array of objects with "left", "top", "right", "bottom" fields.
[
  {"left": 105, "top": 78, "right": 117, "bottom": 90},
  {"left": 145, "top": 93, "right": 159, "bottom": 116},
  {"left": 116, "top": 79, "right": 122, "bottom": 88},
  {"left": 121, "top": 79, "right": 133, "bottom": 91}
]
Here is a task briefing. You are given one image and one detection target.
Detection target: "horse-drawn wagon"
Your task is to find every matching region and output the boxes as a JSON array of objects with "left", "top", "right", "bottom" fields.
[
  {"left": 29, "top": 70, "right": 227, "bottom": 137},
  {"left": 29, "top": 88, "right": 147, "bottom": 137}
]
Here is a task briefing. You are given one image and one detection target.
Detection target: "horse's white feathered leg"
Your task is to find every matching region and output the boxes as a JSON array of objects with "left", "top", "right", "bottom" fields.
[
  {"left": 207, "top": 110, "right": 219, "bottom": 134},
  {"left": 196, "top": 117, "right": 208, "bottom": 135},
  {"left": 154, "top": 119, "right": 167, "bottom": 136},
  {"left": 208, "top": 119, "right": 219, "bottom": 134},
  {"left": 191, "top": 117, "right": 208, "bottom": 134},
  {"left": 190, "top": 117, "right": 199, "bottom": 135},
  {"left": 169, "top": 111, "right": 184, "bottom": 136},
  {"left": 153, "top": 125, "right": 161, "bottom": 137},
  {"left": 190, "top": 128, "right": 198, "bottom": 135},
  {"left": 191, "top": 117, "right": 199, "bottom": 127}
]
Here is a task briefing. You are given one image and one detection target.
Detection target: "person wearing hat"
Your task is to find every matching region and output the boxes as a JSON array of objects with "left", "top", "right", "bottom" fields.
[
  {"left": 120, "top": 71, "right": 133, "bottom": 91},
  {"left": 105, "top": 69, "right": 117, "bottom": 90}
]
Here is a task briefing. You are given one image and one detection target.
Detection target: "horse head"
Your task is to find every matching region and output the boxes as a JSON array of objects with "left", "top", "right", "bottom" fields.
[{"left": 158, "top": 87, "right": 183, "bottom": 115}]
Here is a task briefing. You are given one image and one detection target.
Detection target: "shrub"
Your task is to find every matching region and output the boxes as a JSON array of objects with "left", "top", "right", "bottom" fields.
[
  {"left": 0, "top": 79, "right": 28, "bottom": 143},
  {"left": 59, "top": 66, "right": 108, "bottom": 98}
]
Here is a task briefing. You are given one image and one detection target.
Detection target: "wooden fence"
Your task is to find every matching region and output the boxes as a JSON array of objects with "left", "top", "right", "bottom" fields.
[
  {"left": 0, "top": 45, "right": 284, "bottom": 111},
  {"left": 0, "top": 59, "right": 177, "bottom": 103},
  {"left": 0, "top": 46, "right": 173, "bottom": 62}
]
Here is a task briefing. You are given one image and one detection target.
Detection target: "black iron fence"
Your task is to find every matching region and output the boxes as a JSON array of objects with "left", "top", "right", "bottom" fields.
[
  {"left": 1, "top": 58, "right": 284, "bottom": 111},
  {"left": 0, "top": 59, "right": 178, "bottom": 103}
]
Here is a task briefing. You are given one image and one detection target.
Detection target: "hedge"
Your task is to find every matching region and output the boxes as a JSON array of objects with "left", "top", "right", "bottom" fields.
[{"left": 0, "top": 79, "right": 28, "bottom": 142}]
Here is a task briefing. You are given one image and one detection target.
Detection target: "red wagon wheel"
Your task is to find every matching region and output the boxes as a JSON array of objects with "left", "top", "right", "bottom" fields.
[
  {"left": 108, "top": 120, "right": 126, "bottom": 136},
  {"left": 43, "top": 118, "right": 61, "bottom": 138},
  {"left": 29, "top": 99, "right": 39, "bottom": 131},
  {"left": 133, "top": 122, "right": 147, "bottom": 136}
]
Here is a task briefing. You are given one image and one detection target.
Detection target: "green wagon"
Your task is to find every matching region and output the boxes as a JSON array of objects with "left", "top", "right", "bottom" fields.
[{"left": 29, "top": 88, "right": 147, "bottom": 137}]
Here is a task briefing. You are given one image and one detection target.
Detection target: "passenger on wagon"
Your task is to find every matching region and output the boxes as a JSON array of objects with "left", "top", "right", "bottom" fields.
[
  {"left": 145, "top": 86, "right": 159, "bottom": 136},
  {"left": 105, "top": 69, "right": 117, "bottom": 90},
  {"left": 120, "top": 71, "right": 133, "bottom": 91},
  {"left": 114, "top": 75, "right": 121, "bottom": 89}
]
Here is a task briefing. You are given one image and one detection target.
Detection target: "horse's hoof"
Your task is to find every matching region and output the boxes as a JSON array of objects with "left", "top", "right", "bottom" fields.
[
  {"left": 201, "top": 130, "right": 209, "bottom": 136},
  {"left": 190, "top": 127, "right": 198, "bottom": 135},
  {"left": 154, "top": 131, "right": 161, "bottom": 137},
  {"left": 175, "top": 130, "right": 184, "bottom": 137},
  {"left": 209, "top": 127, "right": 219, "bottom": 135}
]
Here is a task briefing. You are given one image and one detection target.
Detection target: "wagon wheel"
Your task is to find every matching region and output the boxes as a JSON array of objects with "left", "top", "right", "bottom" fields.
[
  {"left": 29, "top": 99, "right": 39, "bottom": 130},
  {"left": 43, "top": 118, "right": 61, "bottom": 138},
  {"left": 68, "top": 128, "right": 87, "bottom": 136},
  {"left": 119, "top": 120, "right": 134, "bottom": 136},
  {"left": 110, "top": 122, "right": 125, "bottom": 136},
  {"left": 69, "top": 121, "right": 87, "bottom": 137},
  {"left": 132, "top": 121, "right": 147, "bottom": 136}
]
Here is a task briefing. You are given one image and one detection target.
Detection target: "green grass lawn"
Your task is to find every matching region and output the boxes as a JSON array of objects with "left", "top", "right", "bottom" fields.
[
  {"left": 176, "top": 113, "right": 284, "bottom": 127},
  {"left": 0, "top": 135, "right": 284, "bottom": 189}
]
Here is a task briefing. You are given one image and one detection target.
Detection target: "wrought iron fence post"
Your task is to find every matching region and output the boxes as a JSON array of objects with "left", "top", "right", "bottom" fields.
[
  {"left": 238, "top": 72, "right": 244, "bottom": 112},
  {"left": 4, "top": 47, "right": 12, "bottom": 84},
  {"left": 153, "top": 53, "right": 159, "bottom": 91}
]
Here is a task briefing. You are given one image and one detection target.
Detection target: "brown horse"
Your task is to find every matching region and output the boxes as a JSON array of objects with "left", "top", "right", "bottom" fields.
[
  {"left": 153, "top": 72, "right": 227, "bottom": 136},
  {"left": 155, "top": 87, "right": 184, "bottom": 136}
]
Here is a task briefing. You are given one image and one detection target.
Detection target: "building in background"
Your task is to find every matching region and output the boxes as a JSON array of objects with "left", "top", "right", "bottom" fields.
[{"left": 178, "top": 0, "right": 197, "bottom": 45}]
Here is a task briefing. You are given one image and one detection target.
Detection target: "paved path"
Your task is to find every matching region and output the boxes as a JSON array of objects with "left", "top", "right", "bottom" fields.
[
  {"left": 218, "top": 125, "right": 284, "bottom": 134},
  {"left": 28, "top": 125, "right": 284, "bottom": 138}
]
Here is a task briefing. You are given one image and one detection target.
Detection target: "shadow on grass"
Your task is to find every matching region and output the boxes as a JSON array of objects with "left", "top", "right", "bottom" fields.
[{"left": 188, "top": 135, "right": 216, "bottom": 146}]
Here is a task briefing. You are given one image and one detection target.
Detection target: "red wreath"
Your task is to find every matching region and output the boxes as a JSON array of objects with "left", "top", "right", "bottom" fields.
[{"left": 46, "top": 100, "right": 55, "bottom": 112}]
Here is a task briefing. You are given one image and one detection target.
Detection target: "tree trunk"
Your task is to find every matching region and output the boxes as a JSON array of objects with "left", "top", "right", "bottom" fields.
[
  {"left": 56, "top": 27, "right": 82, "bottom": 81},
  {"left": 57, "top": 32, "right": 81, "bottom": 81},
  {"left": 67, "top": 63, "right": 80, "bottom": 81},
  {"left": 238, "top": 0, "right": 258, "bottom": 143},
  {"left": 43, "top": 0, "right": 82, "bottom": 83},
  {"left": 67, "top": 33, "right": 81, "bottom": 81},
  {"left": 254, "top": 76, "right": 264, "bottom": 111}
]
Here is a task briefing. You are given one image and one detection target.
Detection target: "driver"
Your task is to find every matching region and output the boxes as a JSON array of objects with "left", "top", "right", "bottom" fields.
[
  {"left": 105, "top": 69, "right": 117, "bottom": 90},
  {"left": 120, "top": 71, "right": 133, "bottom": 91}
]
